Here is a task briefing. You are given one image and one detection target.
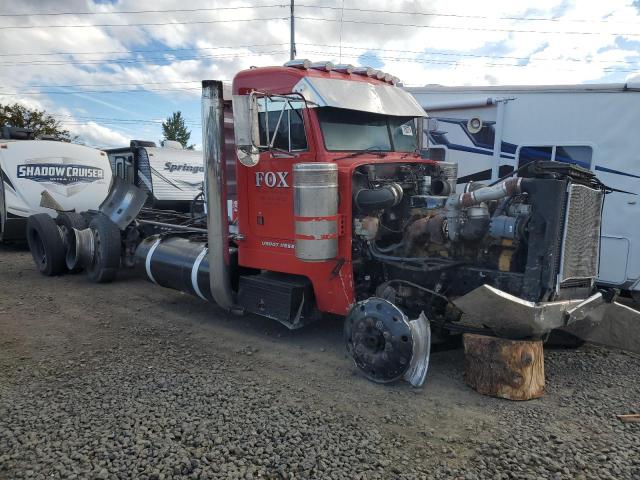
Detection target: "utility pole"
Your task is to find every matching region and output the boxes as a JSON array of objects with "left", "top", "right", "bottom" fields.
[{"left": 290, "top": 0, "right": 296, "bottom": 60}]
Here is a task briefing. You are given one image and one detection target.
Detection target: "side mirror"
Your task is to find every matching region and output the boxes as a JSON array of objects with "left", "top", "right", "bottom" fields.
[{"left": 232, "top": 94, "right": 260, "bottom": 167}]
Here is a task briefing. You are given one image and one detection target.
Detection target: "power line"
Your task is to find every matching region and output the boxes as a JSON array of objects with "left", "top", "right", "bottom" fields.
[
  {"left": 51, "top": 113, "right": 201, "bottom": 124},
  {"left": 0, "top": 4, "right": 286, "bottom": 17},
  {"left": 28, "top": 80, "right": 200, "bottom": 88},
  {"left": 298, "top": 43, "right": 640, "bottom": 65},
  {"left": 0, "top": 50, "right": 289, "bottom": 67},
  {"left": 0, "top": 16, "right": 287, "bottom": 30},
  {"left": 0, "top": 43, "right": 288, "bottom": 57},
  {"left": 295, "top": 4, "right": 640, "bottom": 25},
  {"left": 296, "top": 15, "right": 640, "bottom": 37},
  {"left": 0, "top": 87, "right": 203, "bottom": 96},
  {"left": 299, "top": 49, "right": 640, "bottom": 73},
  {"left": 1, "top": 43, "right": 636, "bottom": 68},
  {"left": 3, "top": 42, "right": 637, "bottom": 66},
  {"left": 2, "top": 3, "right": 637, "bottom": 25}
]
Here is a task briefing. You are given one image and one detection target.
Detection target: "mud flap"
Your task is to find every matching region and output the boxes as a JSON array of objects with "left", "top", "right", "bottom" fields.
[
  {"left": 562, "top": 301, "right": 640, "bottom": 355},
  {"left": 99, "top": 177, "right": 148, "bottom": 230},
  {"left": 344, "top": 297, "right": 431, "bottom": 387}
]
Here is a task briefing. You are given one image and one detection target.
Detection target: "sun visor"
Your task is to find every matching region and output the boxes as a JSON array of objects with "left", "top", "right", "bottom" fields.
[{"left": 291, "top": 77, "right": 427, "bottom": 117}]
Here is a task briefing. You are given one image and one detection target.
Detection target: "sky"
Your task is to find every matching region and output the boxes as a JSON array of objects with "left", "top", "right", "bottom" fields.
[{"left": 0, "top": 0, "right": 639, "bottom": 149}]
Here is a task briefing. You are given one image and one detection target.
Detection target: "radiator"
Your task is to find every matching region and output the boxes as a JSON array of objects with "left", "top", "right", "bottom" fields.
[{"left": 558, "top": 184, "right": 604, "bottom": 287}]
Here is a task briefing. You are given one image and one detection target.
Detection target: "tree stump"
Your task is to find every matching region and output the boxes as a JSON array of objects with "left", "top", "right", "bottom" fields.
[{"left": 463, "top": 333, "right": 545, "bottom": 400}]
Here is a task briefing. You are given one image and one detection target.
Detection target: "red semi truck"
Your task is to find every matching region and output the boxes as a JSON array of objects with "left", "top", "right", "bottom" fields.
[{"left": 26, "top": 60, "right": 640, "bottom": 386}]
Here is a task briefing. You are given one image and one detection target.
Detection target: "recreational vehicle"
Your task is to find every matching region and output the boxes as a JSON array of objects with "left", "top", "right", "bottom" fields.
[
  {"left": 105, "top": 140, "right": 204, "bottom": 212},
  {"left": 0, "top": 126, "right": 112, "bottom": 242},
  {"left": 407, "top": 82, "right": 640, "bottom": 301}
]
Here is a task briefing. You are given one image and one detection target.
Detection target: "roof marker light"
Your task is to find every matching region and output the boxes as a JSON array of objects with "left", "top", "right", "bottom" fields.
[
  {"left": 353, "top": 66, "right": 374, "bottom": 77},
  {"left": 383, "top": 73, "right": 394, "bottom": 83},
  {"left": 284, "top": 59, "right": 311, "bottom": 69},
  {"left": 333, "top": 64, "right": 355, "bottom": 74},
  {"left": 310, "top": 61, "right": 334, "bottom": 71},
  {"left": 375, "top": 70, "right": 386, "bottom": 80}
]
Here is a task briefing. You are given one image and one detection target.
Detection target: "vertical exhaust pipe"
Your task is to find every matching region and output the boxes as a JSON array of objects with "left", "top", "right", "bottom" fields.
[{"left": 202, "top": 80, "right": 235, "bottom": 309}]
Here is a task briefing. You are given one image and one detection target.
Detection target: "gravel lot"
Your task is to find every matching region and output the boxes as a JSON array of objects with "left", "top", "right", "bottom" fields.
[{"left": 1, "top": 244, "right": 639, "bottom": 479}]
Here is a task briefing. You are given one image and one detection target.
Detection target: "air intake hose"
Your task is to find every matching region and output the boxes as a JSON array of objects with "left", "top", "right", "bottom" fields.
[{"left": 354, "top": 183, "right": 403, "bottom": 212}]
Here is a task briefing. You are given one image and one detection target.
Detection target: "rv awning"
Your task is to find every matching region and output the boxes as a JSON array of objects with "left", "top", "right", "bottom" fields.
[{"left": 292, "top": 77, "right": 427, "bottom": 117}]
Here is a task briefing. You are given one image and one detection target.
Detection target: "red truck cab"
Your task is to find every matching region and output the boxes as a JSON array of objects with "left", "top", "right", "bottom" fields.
[{"left": 231, "top": 62, "right": 429, "bottom": 317}]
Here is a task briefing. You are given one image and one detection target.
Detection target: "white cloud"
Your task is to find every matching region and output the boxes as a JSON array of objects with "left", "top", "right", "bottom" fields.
[
  {"left": 0, "top": 0, "right": 638, "bottom": 143},
  {"left": 72, "top": 121, "right": 130, "bottom": 147}
]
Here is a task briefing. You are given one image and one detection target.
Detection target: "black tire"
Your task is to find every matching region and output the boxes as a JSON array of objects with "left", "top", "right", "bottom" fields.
[
  {"left": 85, "top": 214, "right": 121, "bottom": 283},
  {"left": 631, "top": 290, "right": 640, "bottom": 305},
  {"left": 56, "top": 212, "right": 88, "bottom": 273},
  {"left": 26, "top": 213, "right": 66, "bottom": 276}
]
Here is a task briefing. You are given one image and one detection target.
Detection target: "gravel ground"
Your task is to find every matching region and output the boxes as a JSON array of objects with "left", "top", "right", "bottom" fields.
[{"left": 1, "top": 243, "right": 639, "bottom": 479}]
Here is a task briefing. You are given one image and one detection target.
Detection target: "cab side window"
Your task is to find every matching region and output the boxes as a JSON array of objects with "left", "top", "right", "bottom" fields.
[{"left": 257, "top": 97, "right": 307, "bottom": 152}]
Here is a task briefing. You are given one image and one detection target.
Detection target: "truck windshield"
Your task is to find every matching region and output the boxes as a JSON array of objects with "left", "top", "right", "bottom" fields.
[{"left": 317, "top": 107, "right": 419, "bottom": 153}]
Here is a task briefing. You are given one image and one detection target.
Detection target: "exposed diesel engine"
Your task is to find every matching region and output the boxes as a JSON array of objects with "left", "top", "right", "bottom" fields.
[{"left": 351, "top": 160, "right": 605, "bottom": 337}]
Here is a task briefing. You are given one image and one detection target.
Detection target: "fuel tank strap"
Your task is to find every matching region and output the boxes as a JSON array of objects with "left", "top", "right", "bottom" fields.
[
  {"left": 191, "top": 247, "right": 209, "bottom": 301},
  {"left": 145, "top": 238, "right": 162, "bottom": 284}
]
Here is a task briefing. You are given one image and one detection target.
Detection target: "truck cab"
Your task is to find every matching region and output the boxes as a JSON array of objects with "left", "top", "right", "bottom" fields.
[{"left": 231, "top": 62, "right": 428, "bottom": 318}]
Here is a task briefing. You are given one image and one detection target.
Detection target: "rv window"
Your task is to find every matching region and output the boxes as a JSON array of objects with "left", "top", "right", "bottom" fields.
[
  {"left": 554, "top": 146, "right": 592, "bottom": 169},
  {"left": 518, "top": 145, "right": 592, "bottom": 169},
  {"left": 518, "top": 146, "right": 553, "bottom": 168}
]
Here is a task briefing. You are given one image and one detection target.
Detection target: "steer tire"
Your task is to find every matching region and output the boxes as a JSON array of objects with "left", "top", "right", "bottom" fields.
[
  {"left": 26, "top": 213, "right": 66, "bottom": 276},
  {"left": 56, "top": 212, "right": 88, "bottom": 273},
  {"left": 85, "top": 214, "right": 121, "bottom": 283}
]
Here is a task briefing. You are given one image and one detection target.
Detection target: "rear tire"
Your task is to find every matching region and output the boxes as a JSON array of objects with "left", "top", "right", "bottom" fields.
[
  {"left": 56, "top": 212, "right": 88, "bottom": 273},
  {"left": 85, "top": 214, "right": 121, "bottom": 283},
  {"left": 631, "top": 291, "right": 640, "bottom": 305},
  {"left": 26, "top": 213, "right": 66, "bottom": 276}
]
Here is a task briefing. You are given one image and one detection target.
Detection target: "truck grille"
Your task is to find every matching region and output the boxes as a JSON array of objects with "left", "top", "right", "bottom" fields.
[{"left": 558, "top": 184, "right": 604, "bottom": 287}]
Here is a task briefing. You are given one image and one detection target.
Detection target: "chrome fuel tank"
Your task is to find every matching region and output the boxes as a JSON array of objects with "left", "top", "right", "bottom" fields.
[{"left": 293, "top": 163, "right": 338, "bottom": 262}]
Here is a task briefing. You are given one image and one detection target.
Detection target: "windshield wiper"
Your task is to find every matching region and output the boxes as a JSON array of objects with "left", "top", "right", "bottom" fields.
[{"left": 335, "top": 147, "right": 389, "bottom": 160}]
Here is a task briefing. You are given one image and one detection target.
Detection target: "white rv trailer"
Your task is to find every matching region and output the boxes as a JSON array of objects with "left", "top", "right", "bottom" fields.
[
  {"left": 407, "top": 82, "right": 640, "bottom": 298},
  {"left": 0, "top": 127, "right": 113, "bottom": 241},
  {"left": 105, "top": 140, "right": 204, "bottom": 212}
]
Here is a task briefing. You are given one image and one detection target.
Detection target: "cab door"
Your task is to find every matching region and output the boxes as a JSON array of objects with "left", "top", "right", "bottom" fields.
[{"left": 248, "top": 96, "right": 315, "bottom": 243}]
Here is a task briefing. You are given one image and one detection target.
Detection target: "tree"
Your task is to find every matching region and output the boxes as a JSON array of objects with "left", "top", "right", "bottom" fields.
[
  {"left": 0, "top": 103, "right": 70, "bottom": 140},
  {"left": 162, "top": 111, "right": 193, "bottom": 149}
]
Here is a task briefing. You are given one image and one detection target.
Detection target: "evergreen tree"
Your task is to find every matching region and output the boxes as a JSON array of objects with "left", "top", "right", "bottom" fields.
[{"left": 162, "top": 111, "right": 193, "bottom": 148}]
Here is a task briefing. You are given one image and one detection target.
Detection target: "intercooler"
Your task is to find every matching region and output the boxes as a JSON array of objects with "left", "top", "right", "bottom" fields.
[{"left": 558, "top": 184, "right": 604, "bottom": 288}]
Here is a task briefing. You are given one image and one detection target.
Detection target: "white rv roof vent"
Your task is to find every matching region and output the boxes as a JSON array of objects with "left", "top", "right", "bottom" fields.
[{"left": 161, "top": 140, "right": 183, "bottom": 149}]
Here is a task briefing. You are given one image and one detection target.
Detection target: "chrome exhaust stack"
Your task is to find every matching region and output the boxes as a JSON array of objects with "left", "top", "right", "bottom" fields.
[{"left": 202, "top": 80, "right": 235, "bottom": 310}]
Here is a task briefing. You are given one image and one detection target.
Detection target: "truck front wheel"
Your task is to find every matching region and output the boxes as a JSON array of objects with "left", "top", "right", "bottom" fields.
[{"left": 26, "top": 213, "right": 66, "bottom": 276}]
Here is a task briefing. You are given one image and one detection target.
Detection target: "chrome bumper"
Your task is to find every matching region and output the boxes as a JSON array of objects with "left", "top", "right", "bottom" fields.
[{"left": 453, "top": 285, "right": 640, "bottom": 354}]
